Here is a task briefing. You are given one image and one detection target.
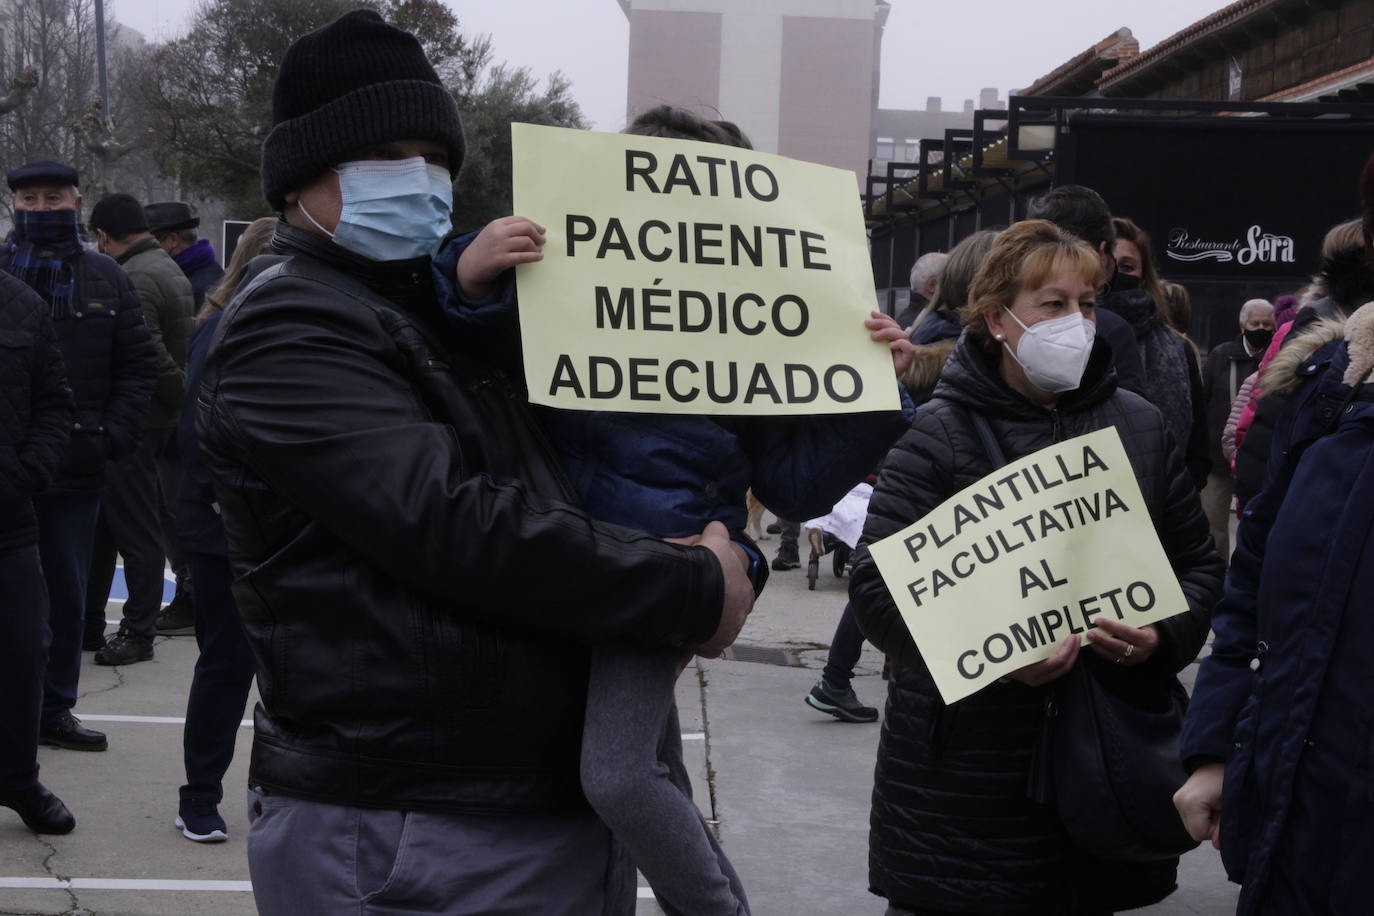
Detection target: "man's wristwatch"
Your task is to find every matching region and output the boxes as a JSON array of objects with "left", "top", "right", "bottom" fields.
[{"left": 734, "top": 539, "right": 768, "bottom": 597}]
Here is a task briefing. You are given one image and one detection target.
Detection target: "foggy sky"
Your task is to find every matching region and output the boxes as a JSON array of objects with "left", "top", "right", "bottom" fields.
[{"left": 113, "top": 0, "right": 1233, "bottom": 133}]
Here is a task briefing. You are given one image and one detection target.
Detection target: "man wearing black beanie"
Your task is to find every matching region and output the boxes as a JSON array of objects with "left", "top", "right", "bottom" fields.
[
  {"left": 197, "top": 10, "right": 752, "bottom": 913},
  {"left": 86, "top": 192, "right": 195, "bottom": 668}
]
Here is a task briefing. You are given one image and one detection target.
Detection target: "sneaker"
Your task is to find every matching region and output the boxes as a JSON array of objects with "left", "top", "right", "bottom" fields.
[
  {"left": 0, "top": 783, "right": 76, "bottom": 834},
  {"left": 805, "top": 678, "right": 878, "bottom": 723},
  {"left": 94, "top": 628, "right": 154, "bottom": 666},
  {"left": 771, "top": 548, "right": 800, "bottom": 571},
  {"left": 155, "top": 594, "right": 196, "bottom": 636},
  {"left": 39, "top": 713, "right": 108, "bottom": 751},
  {"left": 176, "top": 798, "right": 227, "bottom": 843},
  {"left": 82, "top": 627, "right": 107, "bottom": 652}
]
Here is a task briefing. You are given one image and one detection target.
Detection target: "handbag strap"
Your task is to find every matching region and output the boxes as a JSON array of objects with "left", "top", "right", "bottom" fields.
[{"left": 965, "top": 407, "right": 1008, "bottom": 469}]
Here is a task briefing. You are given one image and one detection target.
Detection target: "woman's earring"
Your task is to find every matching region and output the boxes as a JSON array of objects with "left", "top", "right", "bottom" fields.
[{"left": 994, "top": 333, "right": 1005, "bottom": 341}]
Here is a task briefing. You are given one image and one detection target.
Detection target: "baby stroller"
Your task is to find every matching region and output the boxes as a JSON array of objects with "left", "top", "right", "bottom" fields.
[{"left": 802, "top": 481, "right": 873, "bottom": 591}]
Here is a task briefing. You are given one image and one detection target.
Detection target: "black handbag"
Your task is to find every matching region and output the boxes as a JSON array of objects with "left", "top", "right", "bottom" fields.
[
  {"left": 965, "top": 408, "right": 1199, "bottom": 862},
  {"left": 1039, "top": 662, "right": 1199, "bottom": 861}
]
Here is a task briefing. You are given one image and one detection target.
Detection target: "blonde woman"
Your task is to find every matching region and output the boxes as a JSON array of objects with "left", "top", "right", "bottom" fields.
[{"left": 850, "top": 220, "right": 1223, "bottom": 915}]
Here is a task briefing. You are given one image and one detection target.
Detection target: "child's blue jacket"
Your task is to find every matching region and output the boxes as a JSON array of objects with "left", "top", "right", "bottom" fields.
[{"left": 434, "top": 234, "right": 913, "bottom": 537}]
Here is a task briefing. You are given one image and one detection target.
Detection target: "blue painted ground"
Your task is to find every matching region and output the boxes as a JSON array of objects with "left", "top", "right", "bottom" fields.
[{"left": 106, "top": 565, "right": 177, "bottom": 604}]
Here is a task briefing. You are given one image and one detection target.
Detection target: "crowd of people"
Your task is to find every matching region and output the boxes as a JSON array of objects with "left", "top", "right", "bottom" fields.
[
  {"left": 2, "top": 7, "right": 1373, "bottom": 916},
  {"left": 0, "top": 160, "right": 235, "bottom": 830}
]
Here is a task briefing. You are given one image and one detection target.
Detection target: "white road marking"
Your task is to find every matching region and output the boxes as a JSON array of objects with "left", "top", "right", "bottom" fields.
[
  {"left": 73, "top": 716, "right": 684, "bottom": 736},
  {"left": 0, "top": 878, "right": 655, "bottom": 898},
  {"left": 0, "top": 878, "right": 252, "bottom": 891},
  {"left": 75, "top": 714, "right": 252, "bottom": 727}
]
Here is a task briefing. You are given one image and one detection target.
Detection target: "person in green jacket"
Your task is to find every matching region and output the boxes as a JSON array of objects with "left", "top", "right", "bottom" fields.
[{"left": 85, "top": 193, "right": 195, "bottom": 665}]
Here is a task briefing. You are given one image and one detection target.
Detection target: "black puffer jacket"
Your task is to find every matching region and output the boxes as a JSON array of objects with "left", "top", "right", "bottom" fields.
[
  {"left": 199, "top": 225, "right": 725, "bottom": 815},
  {"left": 849, "top": 333, "right": 1223, "bottom": 914},
  {"left": 0, "top": 246, "right": 157, "bottom": 493},
  {"left": 0, "top": 273, "right": 73, "bottom": 550}
]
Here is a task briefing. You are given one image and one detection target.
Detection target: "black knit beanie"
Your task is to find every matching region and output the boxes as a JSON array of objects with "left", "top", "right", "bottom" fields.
[
  {"left": 89, "top": 193, "right": 149, "bottom": 239},
  {"left": 260, "top": 9, "right": 465, "bottom": 210}
]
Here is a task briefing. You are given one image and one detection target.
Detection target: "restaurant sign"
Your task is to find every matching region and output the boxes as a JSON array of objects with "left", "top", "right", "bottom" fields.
[{"left": 1165, "top": 225, "right": 1296, "bottom": 268}]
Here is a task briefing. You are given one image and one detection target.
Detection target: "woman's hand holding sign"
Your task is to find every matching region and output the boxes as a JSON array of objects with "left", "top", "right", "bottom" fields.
[
  {"left": 1007, "top": 618, "right": 1159, "bottom": 687},
  {"left": 1007, "top": 634, "right": 1080, "bottom": 686},
  {"left": 1084, "top": 616, "right": 1160, "bottom": 667},
  {"left": 457, "top": 216, "right": 546, "bottom": 299},
  {"left": 867, "top": 311, "right": 915, "bottom": 378}
]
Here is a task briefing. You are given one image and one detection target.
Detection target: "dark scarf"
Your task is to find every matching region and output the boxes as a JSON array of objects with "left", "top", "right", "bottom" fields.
[
  {"left": 1101, "top": 285, "right": 1195, "bottom": 450},
  {"left": 173, "top": 237, "right": 218, "bottom": 275},
  {"left": 5, "top": 209, "right": 83, "bottom": 317}
]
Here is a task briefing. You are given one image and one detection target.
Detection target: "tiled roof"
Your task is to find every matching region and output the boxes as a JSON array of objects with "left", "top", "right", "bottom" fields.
[
  {"left": 1020, "top": 28, "right": 1139, "bottom": 97},
  {"left": 1260, "top": 54, "right": 1374, "bottom": 101},
  {"left": 1098, "top": 0, "right": 1282, "bottom": 89}
]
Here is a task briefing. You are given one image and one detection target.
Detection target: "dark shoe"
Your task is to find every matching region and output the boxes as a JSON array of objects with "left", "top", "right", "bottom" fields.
[
  {"left": 805, "top": 678, "right": 878, "bottom": 723},
  {"left": 82, "top": 628, "right": 107, "bottom": 652},
  {"left": 771, "top": 549, "right": 800, "bottom": 571},
  {"left": 176, "top": 797, "right": 227, "bottom": 843},
  {"left": 0, "top": 783, "right": 75, "bottom": 834},
  {"left": 39, "top": 713, "right": 108, "bottom": 751},
  {"left": 94, "top": 628, "right": 154, "bottom": 666},
  {"left": 766, "top": 522, "right": 781, "bottom": 534},
  {"left": 155, "top": 594, "right": 196, "bottom": 636}
]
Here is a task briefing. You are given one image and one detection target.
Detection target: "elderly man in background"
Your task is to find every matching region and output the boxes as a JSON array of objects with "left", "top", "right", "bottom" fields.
[
  {"left": 0, "top": 161, "right": 156, "bottom": 753},
  {"left": 1201, "top": 297, "right": 1275, "bottom": 560},
  {"left": 147, "top": 201, "right": 224, "bottom": 310},
  {"left": 896, "top": 251, "right": 947, "bottom": 334},
  {"left": 86, "top": 193, "right": 194, "bottom": 665}
]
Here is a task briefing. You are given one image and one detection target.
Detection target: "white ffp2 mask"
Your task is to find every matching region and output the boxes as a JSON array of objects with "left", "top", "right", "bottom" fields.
[{"left": 1001, "top": 309, "right": 1095, "bottom": 394}]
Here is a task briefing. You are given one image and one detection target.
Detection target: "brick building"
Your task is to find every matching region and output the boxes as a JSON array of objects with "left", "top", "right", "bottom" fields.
[{"left": 1097, "top": 0, "right": 1374, "bottom": 103}]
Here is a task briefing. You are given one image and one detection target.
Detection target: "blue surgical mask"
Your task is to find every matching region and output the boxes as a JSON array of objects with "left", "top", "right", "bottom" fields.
[{"left": 300, "top": 157, "right": 453, "bottom": 261}]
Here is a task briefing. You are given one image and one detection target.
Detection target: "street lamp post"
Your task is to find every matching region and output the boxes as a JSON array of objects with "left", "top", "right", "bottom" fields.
[{"left": 94, "top": 0, "right": 109, "bottom": 141}]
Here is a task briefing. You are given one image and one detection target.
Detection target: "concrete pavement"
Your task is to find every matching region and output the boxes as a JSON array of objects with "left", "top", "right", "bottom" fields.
[{"left": 0, "top": 551, "right": 1239, "bottom": 915}]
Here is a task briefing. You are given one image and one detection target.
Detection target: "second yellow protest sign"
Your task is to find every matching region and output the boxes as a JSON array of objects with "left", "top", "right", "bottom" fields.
[
  {"left": 510, "top": 122, "right": 898, "bottom": 415},
  {"left": 868, "top": 427, "right": 1189, "bottom": 704}
]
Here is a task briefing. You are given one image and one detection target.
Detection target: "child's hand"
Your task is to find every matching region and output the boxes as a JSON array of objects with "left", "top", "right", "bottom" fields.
[
  {"left": 456, "top": 216, "right": 546, "bottom": 299},
  {"left": 866, "top": 311, "right": 915, "bottom": 379}
]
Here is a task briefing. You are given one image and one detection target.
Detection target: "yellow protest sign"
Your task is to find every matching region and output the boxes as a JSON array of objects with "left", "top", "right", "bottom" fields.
[
  {"left": 510, "top": 123, "right": 898, "bottom": 415},
  {"left": 868, "top": 427, "right": 1189, "bottom": 704}
]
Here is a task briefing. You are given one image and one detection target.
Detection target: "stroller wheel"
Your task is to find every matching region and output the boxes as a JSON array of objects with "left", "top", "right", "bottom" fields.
[
  {"left": 807, "top": 553, "right": 819, "bottom": 590},
  {"left": 833, "top": 543, "right": 851, "bottom": 577}
]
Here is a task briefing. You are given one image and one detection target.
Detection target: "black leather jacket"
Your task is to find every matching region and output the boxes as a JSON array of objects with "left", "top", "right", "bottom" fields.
[{"left": 198, "top": 224, "right": 724, "bottom": 815}]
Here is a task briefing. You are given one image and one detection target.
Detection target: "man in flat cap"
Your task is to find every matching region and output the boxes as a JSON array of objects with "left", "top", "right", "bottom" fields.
[
  {"left": 146, "top": 201, "right": 224, "bottom": 311},
  {"left": 0, "top": 160, "right": 156, "bottom": 753},
  {"left": 198, "top": 10, "right": 751, "bottom": 912},
  {"left": 86, "top": 193, "right": 194, "bottom": 667}
]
